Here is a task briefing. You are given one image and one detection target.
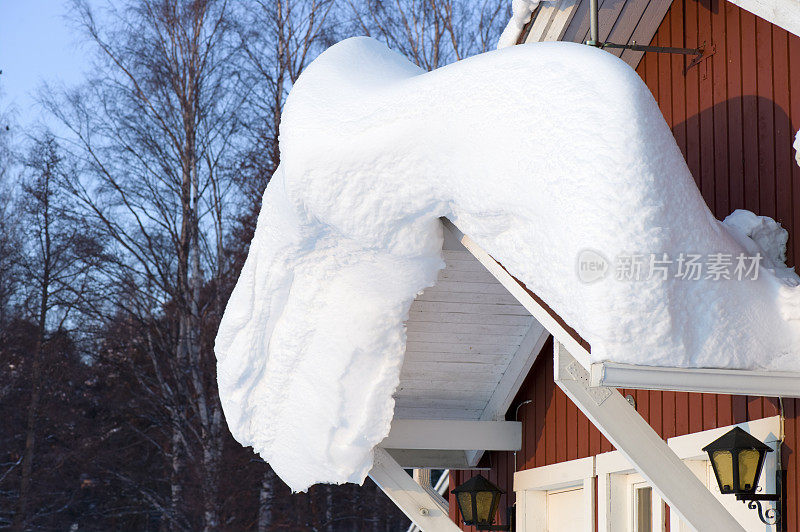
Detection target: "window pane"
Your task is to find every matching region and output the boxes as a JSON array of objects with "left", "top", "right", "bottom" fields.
[
  {"left": 712, "top": 450, "right": 735, "bottom": 492},
  {"left": 636, "top": 486, "right": 652, "bottom": 532},
  {"left": 476, "top": 491, "right": 495, "bottom": 523},
  {"left": 738, "top": 449, "right": 761, "bottom": 491},
  {"left": 457, "top": 492, "right": 473, "bottom": 523}
]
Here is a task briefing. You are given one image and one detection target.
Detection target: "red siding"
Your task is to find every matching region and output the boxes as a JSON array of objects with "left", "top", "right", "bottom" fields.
[{"left": 450, "top": 0, "right": 800, "bottom": 528}]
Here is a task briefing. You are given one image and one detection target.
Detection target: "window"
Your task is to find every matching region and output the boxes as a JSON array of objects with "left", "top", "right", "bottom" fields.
[
  {"left": 546, "top": 487, "right": 588, "bottom": 531},
  {"left": 633, "top": 485, "right": 652, "bottom": 532}
]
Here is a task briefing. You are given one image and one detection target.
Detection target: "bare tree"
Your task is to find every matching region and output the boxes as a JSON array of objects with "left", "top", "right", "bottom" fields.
[
  {"left": 11, "top": 135, "right": 101, "bottom": 531},
  {"left": 0, "top": 79, "right": 20, "bottom": 327},
  {"left": 234, "top": 0, "right": 338, "bottom": 211},
  {"left": 42, "top": 0, "right": 246, "bottom": 528},
  {"left": 7, "top": 1, "right": 509, "bottom": 529},
  {"left": 348, "top": 0, "right": 509, "bottom": 71}
]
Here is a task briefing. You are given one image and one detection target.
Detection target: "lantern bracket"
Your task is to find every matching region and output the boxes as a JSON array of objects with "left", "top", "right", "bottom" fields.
[{"left": 734, "top": 470, "right": 785, "bottom": 529}]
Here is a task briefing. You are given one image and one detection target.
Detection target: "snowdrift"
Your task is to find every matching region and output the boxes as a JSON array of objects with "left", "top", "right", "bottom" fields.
[{"left": 216, "top": 37, "right": 800, "bottom": 492}]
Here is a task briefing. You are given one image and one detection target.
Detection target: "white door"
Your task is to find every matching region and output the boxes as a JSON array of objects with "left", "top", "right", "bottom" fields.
[{"left": 546, "top": 487, "right": 588, "bottom": 531}]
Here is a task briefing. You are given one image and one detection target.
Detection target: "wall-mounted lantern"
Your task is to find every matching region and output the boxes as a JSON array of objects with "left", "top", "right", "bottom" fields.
[
  {"left": 702, "top": 427, "right": 784, "bottom": 528},
  {"left": 452, "top": 474, "right": 513, "bottom": 531}
]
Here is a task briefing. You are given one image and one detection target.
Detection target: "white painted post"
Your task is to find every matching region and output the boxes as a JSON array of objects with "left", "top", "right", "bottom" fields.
[
  {"left": 370, "top": 447, "right": 461, "bottom": 532},
  {"left": 553, "top": 341, "right": 745, "bottom": 532}
]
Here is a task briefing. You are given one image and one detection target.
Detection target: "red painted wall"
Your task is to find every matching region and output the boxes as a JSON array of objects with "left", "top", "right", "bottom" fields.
[{"left": 450, "top": 0, "right": 800, "bottom": 528}]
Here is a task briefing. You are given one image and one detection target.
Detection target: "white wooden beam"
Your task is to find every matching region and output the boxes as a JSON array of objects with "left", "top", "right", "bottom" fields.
[
  {"left": 369, "top": 447, "right": 461, "bottom": 532},
  {"left": 553, "top": 341, "right": 745, "bottom": 532},
  {"left": 382, "top": 419, "right": 521, "bottom": 451},
  {"left": 441, "top": 218, "right": 592, "bottom": 370},
  {"left": 384, "top": 449, "right": 485, "bottom": 469},
  {"left": 591, "top": 361, "right": 800, "bottom": 398}
]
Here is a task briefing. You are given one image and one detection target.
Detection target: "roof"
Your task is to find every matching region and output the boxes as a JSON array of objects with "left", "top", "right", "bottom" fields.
[{"left": 505, "top": 0, "right": 800, "bottom": 68}]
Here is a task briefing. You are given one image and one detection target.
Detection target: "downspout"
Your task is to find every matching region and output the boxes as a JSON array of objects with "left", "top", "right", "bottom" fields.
[{"left": 513, "top": 400, "right": 533, "bottom": 471}]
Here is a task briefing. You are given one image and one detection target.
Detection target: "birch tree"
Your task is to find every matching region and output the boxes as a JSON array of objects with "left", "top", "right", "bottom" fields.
[
  {"left": 348, "top": 0, "right": 509, "bottom": 71},
  {"left": 43, "top": 0, "right": 245, "bottom": 528}
]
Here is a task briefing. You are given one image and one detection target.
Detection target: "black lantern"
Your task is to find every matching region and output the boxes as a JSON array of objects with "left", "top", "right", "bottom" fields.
[
  {"left": 703, "top": 427, "right": 784, "bottom": 527},
  {"left": 452, "top": 474, "right": 512, "bottom": 531}
]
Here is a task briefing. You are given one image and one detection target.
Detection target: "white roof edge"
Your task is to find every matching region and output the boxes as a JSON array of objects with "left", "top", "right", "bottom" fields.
[
  {"left": 727, "top": 0, "right": 800, "bottom": 37},
  {"left": 592, "top": 361, "right": 800, "bottom": 397}
]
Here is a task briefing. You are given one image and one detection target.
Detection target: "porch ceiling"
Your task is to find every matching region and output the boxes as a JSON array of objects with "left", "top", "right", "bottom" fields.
[{"left": 394, "top": 224, "right": 545, "bottom": 422}]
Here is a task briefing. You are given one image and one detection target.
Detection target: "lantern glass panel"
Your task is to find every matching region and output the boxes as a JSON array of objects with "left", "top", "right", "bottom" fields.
[
  {"left": 457, "top": 492, "right": 473, "bottom": 523},
  {"left": 476, "top": 491, "right": 496, "bottom": 524},
  {"left": 737, "top": 449, "right": 761, "bottom": 492},
  {"left": 711, "top": 450, "right": 735, "bottom": 493}
]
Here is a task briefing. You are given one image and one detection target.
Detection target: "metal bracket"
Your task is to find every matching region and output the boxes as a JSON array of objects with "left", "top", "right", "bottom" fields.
[
  {"left": 566, "top": 360, "right": 612, "bottom": 405},
  {"left": 598, "top": 40, "right": 703, "bottom": 57},
  {"left": 735, "top": 470, "right": 786, "bottom": 530}
]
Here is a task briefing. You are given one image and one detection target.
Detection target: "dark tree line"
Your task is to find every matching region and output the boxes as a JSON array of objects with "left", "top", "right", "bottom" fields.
[{"left": 0, "top": 1, "right": 508, "bottom": 530}]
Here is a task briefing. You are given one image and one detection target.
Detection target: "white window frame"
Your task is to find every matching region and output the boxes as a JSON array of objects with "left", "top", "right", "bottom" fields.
[
  {"left": 514, "top": 456, "right": 596, "bottom": 532},
  {"left": 512, "top": 416, "right": 780, "bottom": 532},
  {"left": 630, "top": 480, "right": 660, "bottom": 532}
]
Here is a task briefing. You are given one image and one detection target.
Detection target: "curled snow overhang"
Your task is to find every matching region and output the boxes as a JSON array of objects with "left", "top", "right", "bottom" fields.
[{"left": 215, "top": 37, "right": 800, "bottom": 492}]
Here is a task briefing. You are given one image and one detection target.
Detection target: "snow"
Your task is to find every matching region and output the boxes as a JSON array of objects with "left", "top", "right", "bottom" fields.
[
  {"left": 215, "top": 37, "right": 800, "bottom": 492},
  {"left": 795, "top": 128, "right": 800, "bottom": 167},
  {"left": 497, "top": 0, "right": 539, "bottom": 48}
]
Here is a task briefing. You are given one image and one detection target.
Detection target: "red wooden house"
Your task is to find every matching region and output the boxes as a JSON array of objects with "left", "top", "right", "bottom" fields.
[
  {"left": 218, "top": 0, "right": 800, "bottom": 528},
  {"left": 366, "top": 1, "right": 800, "bottom": 531},
  {"left": 429, "top": 0, "right": 800, "bottom": 530}
]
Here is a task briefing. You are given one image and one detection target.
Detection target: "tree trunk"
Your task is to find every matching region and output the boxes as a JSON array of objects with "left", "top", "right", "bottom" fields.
[
  {"left": 201, "top": 404, "right": 222, "bottom": 531},
  {"left": 12, "top": 335, "right": 44, "bottom": 531},
  {"left": 324, "top": 485, "right": 333, "bottom": 531},
  {"left": 13, "top": 181, "right": 51, "bottom": 532},
  {"left": 257, "top": 467, "right": 277, "bottom": 532}
]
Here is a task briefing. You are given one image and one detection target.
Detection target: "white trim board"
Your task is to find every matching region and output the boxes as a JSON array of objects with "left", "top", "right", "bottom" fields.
[
  {"left": 592, "top": 361, "right": 800, "bottom": 398},
  {"left": 515, "top": 456, "right": 595, "bottom": 492}
]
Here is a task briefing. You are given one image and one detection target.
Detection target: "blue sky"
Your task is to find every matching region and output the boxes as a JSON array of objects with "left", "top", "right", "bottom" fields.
[{"left": 0, "top": 1, "right": 93, "bottom": 125}]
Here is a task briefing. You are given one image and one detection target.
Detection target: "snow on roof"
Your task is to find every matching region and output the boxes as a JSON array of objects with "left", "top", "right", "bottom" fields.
[
  {"left": 215, "top": 37, "right": 800, "bottom": 492},
  {"left": 497, "top": 0, "right": 539, "bottom": 49}
]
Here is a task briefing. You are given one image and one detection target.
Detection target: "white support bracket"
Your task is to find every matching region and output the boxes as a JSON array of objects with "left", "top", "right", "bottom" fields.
[
  {"left": 553, "top": 341, "right": 745, "bottom": 532},
  {"left": 370, "top": 447, "right": 461, "bottom": 532}
]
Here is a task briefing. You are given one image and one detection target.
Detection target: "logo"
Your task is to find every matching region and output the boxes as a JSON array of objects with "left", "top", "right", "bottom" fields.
[{"left": 577, "top": 249, "right": 609, "bottom": 284}]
